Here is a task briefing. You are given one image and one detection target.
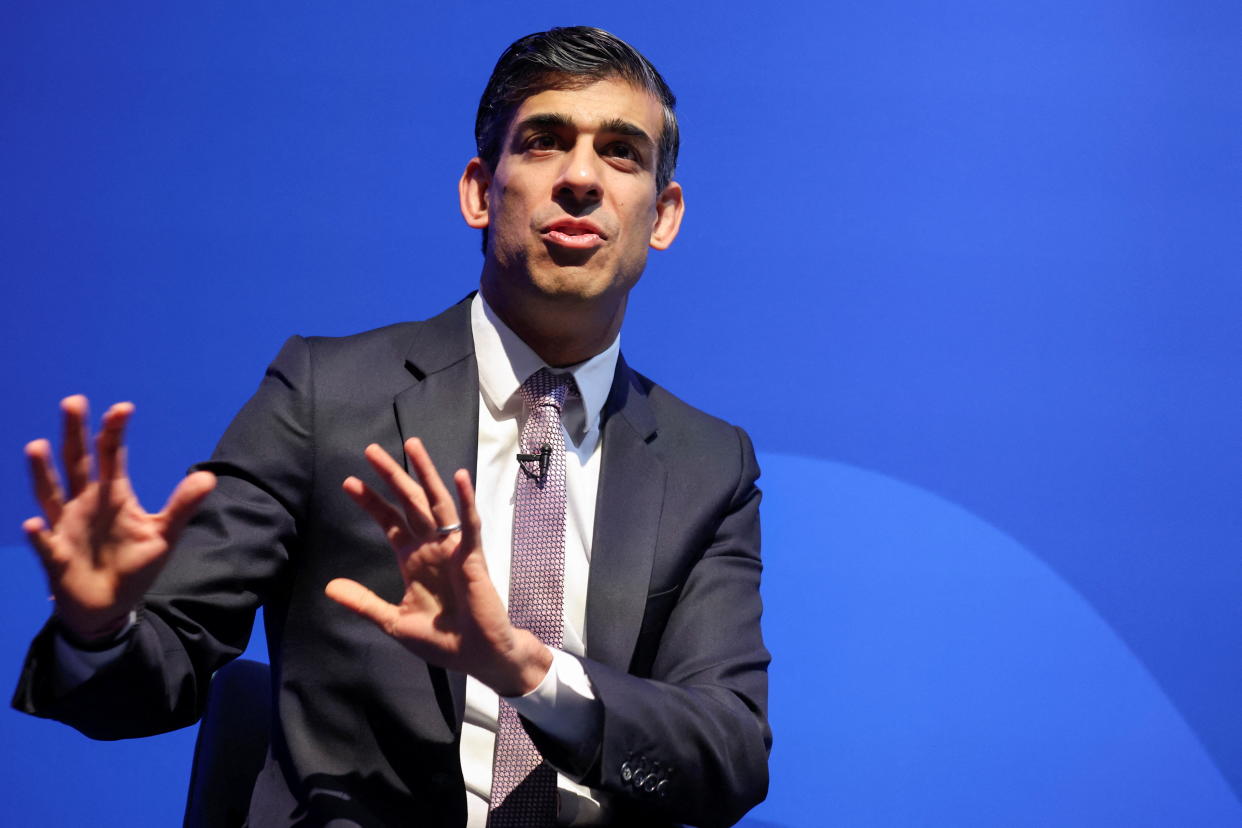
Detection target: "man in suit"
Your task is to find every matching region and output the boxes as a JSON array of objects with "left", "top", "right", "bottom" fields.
[{"left": 13, "top": 27, "right": 770, "bottom": 827}]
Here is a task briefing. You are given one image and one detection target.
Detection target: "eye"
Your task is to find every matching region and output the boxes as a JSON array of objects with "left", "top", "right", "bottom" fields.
[
  {"left": 604, "top": 142, "right": 638, "bottom": 161},
  {"left": 526, "top": 133, "right": 559, "bottom": 152}
]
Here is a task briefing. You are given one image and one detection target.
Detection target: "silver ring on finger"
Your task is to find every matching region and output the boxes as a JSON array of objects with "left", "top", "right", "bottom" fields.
[{"left": 436, "top": 522, "right": 462, "bottom": 536}]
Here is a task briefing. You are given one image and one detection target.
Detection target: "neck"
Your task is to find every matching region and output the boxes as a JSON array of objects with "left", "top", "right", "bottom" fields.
[{"left": 479, "top": 277, "right": 625, "bottom": 367}]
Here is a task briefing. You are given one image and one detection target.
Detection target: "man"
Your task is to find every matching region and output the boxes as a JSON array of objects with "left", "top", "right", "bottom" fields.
[{"left": 14, "top": 27, "right": 770, "bottom": 827}]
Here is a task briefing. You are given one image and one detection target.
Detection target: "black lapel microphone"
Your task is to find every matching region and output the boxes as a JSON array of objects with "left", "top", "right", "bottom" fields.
[{"left": 517, "top": 444, "right": 552, "bottom": 480}]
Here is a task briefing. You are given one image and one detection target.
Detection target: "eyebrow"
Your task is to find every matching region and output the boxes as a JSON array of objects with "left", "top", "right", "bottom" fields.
[
  {"left": 513, "top": 112, "right": 574, "bottom": 134},
  {"left": 599, "top": 118, "right": 653, "bottom": 145},
  {"left": 512, "top": 113, "right": 655, "bottom": 148}
]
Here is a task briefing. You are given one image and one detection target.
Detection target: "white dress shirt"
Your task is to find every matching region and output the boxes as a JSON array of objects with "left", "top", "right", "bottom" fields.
[{"left": 464, "top": 291, "right": 612, "bottom": 826}]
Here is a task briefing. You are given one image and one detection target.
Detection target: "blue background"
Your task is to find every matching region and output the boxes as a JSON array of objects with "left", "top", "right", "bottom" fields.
[{"left": 2, "top": 2, "right": 1240, "bottom": 825}]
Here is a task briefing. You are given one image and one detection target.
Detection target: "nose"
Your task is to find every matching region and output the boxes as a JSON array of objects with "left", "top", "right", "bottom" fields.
[{"left": 553, "top": 138, "right": 603, "bottom": 208}]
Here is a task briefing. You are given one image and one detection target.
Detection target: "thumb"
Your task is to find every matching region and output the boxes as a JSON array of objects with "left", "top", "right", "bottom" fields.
[
  {"left": 325, "top": 578, "right": 399, "bottom": 633},
  {"left": 159, "top": 471, "right": 217, "bottom": 545}
]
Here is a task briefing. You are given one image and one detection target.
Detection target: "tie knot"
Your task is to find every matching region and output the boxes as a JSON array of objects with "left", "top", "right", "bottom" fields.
[{"left": 519, "top": 368, "right": 574, "bottom": 414}]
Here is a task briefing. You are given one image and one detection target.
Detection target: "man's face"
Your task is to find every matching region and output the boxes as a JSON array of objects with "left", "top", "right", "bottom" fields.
[{"left": 462, "top": 76, "right": 683, "bottom": 315}]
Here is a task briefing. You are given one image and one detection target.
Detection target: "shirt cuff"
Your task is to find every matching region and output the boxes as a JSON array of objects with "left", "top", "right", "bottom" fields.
[
  {"left": 50, "top": 611, "right": 137, "bottom": 695},
  {"left": 503, "top": 646, "right": 599, "bottom": 745}
]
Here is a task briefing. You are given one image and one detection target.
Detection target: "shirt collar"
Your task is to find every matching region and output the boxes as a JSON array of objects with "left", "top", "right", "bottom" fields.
[{"left": 470, "top": 291, "right": 619, "bottom": 444}]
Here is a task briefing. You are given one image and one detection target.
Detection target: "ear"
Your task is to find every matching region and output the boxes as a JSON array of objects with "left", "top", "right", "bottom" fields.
[
  {"left": 648, "top": 181, "right": 685, "bottom": 251},
  {"left": 459, "top": 157, "right": 491, "bottom": 229}
]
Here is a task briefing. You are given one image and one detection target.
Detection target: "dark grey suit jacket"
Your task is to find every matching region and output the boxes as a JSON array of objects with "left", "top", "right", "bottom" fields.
[{"left": 13, "top": 298, "right": 771, "bottom": 827}]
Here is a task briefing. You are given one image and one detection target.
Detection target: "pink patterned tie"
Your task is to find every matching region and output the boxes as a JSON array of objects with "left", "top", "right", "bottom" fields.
[{"left": 488, "top": 368, "right": 573, "bottom": 827}]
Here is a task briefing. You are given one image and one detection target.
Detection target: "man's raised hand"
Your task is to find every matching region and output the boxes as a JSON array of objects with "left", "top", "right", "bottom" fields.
[
  {"left": 23, "top": 396, "right": 216, "bottom": 643},
  {"left": 325, "top": 438, "right": 551, "bottom": 697}
]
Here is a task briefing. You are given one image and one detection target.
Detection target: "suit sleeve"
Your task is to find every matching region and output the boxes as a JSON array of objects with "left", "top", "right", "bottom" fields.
[
  {"left": 11, "top": 336, "right": 314, "bottom": 739},
  {"left": 530, "top": 426, "right": 771, "bottom": 828}
]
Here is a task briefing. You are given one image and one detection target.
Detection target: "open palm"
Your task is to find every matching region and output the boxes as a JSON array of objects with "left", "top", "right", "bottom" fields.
[
  {"left": 325, "top": 438, "right": 549, "bottom": 697},
  {"left": 24, "top": 396, "right": 215, "bottom": 641}
]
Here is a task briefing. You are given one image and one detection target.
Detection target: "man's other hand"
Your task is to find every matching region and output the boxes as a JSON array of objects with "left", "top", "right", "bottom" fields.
[
  {"left": 326, "top": 438, "right": 552, "bottom": 697},
  {"left": 23, "top": 395, "right": 217, "bottom": 644}
]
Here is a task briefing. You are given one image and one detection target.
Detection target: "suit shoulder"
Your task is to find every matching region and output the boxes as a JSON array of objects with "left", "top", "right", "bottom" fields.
[
  {"left": 296, "top": 299, "right": 473, "bottom": 380},
  {"left": 302, "top": 320, "right": 423, "bottom": 355},
  {"left": 629, "top": 369, "right": 754, "bottom": 456},
  {"left": 271, "top": 318, "right": 438, "bottom": 397},
  {"left": 622, "top": 368, "right": 761, "bottom": 521}
]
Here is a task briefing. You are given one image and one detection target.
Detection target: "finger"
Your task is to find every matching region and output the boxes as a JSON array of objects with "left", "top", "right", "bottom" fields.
[
  {"left": 363, "top": 443, "right": 434, "bottom": 533},
  {"left": 158, "top": 471, "right": 217, "bottom": 545},
  {"left": 60, "top": 395, "right": 92, "bottom": 495},
  {"left": 342, "top": 476, "right": 415, "bottom": 551},
  {"left": 324, "top": 578, "right": 401, "bottom": 635},
  {"left": 404, "top": 438, "right": 460, "bottom": 532},
  {"left": 25, "top": 440, "right": 66, "bottom": 524},
  {"left": 96, "top": 402, "right": 134, "bottom": 482},
  {"left": 22, "top": 516, "right": 55, "bottom": 568},
  {"left": 453, "top": 469, "right": 484, "bottom": 569}
]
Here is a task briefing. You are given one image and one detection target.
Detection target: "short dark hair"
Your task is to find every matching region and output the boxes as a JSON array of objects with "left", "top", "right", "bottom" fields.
[{"left": 475, "top": 27, "right": 680, "bottom": 194}]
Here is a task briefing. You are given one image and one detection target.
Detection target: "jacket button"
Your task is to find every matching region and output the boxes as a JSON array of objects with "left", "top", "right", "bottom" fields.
[
  {"left": 657, "top": 779, "right": 669, "bottom": 797},
  {"left": 643, "top": 775, "right": 658, "bottom": 793},
  {"left": 620, "top": 762, "right": 633, "bottom": 782}
]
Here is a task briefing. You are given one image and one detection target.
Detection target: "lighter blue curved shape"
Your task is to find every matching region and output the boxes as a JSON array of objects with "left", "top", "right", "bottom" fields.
[
  {"left": 743, "top": 452, "right": 1242, "bottom": 827},
  {"left": 6, "top": 452, "right": 1241, "bottom": 827}
]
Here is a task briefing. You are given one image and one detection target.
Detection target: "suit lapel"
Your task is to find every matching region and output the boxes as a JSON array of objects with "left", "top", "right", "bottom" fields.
[
  {"left": 586, "top": 357, "right": 665, "bottom": 671},
  {"left": 392, "top": 297, "right": 478, "bottom": 732}
]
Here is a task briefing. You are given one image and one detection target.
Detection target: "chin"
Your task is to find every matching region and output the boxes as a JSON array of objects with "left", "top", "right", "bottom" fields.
[
  {"left": 535, "top": 256, "right": 645, "bottom": 300},
  {"left": 527, "top": 271, "right": 613, "bottom": 303}
]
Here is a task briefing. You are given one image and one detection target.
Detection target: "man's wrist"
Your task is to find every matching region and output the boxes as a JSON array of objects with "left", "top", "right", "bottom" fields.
[
  {"left": 54, "top": 609, "right": 138, "bottom": 652},
  {"left": 489, "top": 632, "right": 553, "bottom": 697}
]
